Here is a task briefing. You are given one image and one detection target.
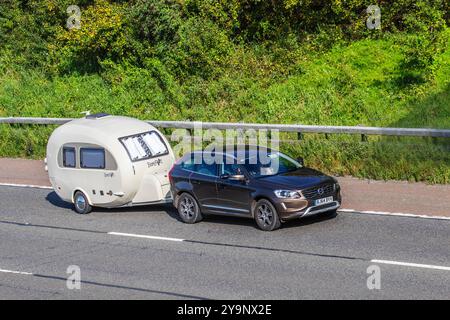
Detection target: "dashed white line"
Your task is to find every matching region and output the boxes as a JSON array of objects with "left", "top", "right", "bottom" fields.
[
  {"left": 108, "top": 232, "right": 450, "bottom": 273},
  {"left": 0, "top": 183, "right": 52, "bottom": 190},
  {"left": 371, "top": 260, "right": 450, "bottom": 272},
  {"left": 0, "top": 268, "right": 33, "bottom": 275},
  {"left": 338, "top": 209, "right": 450, "bottom": 221},
  {"left": 108, "top": 232, "right": 185, "bottom": 242}
]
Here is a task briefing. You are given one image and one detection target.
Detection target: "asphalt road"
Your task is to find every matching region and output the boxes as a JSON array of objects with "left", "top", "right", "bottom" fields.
[{"left": 0, "top": 185, "right": 449, "bottom": 299}]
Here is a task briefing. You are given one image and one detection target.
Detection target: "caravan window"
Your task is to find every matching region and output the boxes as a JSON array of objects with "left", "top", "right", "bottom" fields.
[
  {"left": 119, "top": 131, "right": 169, "bottom": 162},
  {"left": 80, "top": 148, "right": 105, "bottom": 169},
  {"left": 63, "top": 147, "right": 76, "bottom": 168}
]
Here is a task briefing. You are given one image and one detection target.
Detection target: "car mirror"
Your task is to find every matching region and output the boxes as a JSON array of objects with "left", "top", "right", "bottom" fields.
[{"left": 296, "top": 157, "right": 304, "bottom": 166}]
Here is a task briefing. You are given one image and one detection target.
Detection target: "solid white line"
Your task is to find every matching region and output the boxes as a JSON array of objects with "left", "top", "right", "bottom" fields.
[
  {"left": 0, "top": 182, "right": 52, "bottom": 190},
  {"left": 108, "top": 232, "right": 185, "bottom": 242},
  {"left": 371, "top": 260, "right": 450, "bottom": 272},
  {"left": 0, "top": 268, "right": 33, "bottom": 275},
  {"left": 339, "top": 209, "right": 450, "bottom": 221}
]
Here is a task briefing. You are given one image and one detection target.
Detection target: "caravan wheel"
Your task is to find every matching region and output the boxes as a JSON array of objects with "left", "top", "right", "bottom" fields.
[{"left": 73, "top": 191, "right": 92, "bottom": 214}]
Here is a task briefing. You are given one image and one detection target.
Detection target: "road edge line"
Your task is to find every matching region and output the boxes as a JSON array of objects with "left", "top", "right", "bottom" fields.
[
  {"left": 0, "top": 182, "right": 52, "bottom": 190},
  {"left": 371, "top": 259, "right": 450, "bottom": 271},
  {"left": 339, "top": 209, "right": 450, "bottom": 221}
]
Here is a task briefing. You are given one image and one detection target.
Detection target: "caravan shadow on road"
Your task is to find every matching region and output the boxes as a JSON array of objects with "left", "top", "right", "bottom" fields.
[
  {"left": 45, "top": 190, "right": 181, "bottom": 220},
  {"left": 45, "top": 191, "right": 73, "bottom": 210}
]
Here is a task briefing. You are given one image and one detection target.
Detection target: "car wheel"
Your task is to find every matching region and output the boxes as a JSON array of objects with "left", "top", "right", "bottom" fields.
[
  {"left": 177, "top": 193, "right": 202, "bottom": 224},
  {"left": 73, "top": 191, "right": 92, "bottom": 214},
  {"left": 254, "top": 199, "right": 281, "bottom": 231}
]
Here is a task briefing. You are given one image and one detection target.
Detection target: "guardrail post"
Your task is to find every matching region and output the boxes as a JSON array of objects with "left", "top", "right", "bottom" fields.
[
  {"left": 361, "top": 134, "right": 368, "bottom": 142},
  {"left": 297, "top": 132, "right": 302, "bottom": 140}
]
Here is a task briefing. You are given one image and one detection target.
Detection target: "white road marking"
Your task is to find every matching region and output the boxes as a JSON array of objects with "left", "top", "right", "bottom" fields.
[
  {"left": 0, "top": 183, "right": 52, "bottom": 190},
  {"left": 371, "top": 260, "right": 450, "bottom": 272},
  {"left": 0, "top": 268, "right": 33, "bottom": 275},
  {"left": 339, "top": 209, "right": 450, "bottom": 221},
  {"left": 109, "top": 231, "right": 450, "bottom": 273},
  {"left": 108, "top": 232, "right": 185, "bottom": 242}
]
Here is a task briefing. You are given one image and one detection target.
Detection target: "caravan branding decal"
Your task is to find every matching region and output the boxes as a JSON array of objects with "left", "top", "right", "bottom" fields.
[{"left": 147, "top": 159, "right": 162, "bottom": 168}]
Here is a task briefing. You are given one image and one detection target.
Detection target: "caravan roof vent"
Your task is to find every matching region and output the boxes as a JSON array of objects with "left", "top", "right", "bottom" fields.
[{"left": 86, "top": 113, "right": 110, "bottom": 119}]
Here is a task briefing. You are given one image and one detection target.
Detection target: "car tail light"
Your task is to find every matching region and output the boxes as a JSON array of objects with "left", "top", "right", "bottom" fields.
[{"left": 168, "top": 165, "right": 175, "bottom": 184}]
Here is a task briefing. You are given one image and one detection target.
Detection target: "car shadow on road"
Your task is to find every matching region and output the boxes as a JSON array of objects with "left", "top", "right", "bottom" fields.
[
  {"left": 197, "top": 210, "right": 338, "bottom": 230},
  {"left": 280, "top": 210, "right": 338, "bottom": 229}
]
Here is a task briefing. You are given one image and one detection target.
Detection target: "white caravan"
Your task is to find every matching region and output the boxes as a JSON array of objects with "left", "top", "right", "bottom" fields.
[{"left": 46, "top": 113, "right": 175, "bottom": 214}]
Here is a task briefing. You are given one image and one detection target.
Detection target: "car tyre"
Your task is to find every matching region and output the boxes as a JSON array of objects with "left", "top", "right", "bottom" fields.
[
  {"left": 177, "top": 193, "right": 203, "bottom": 224},
  {"left": 254, "top": 199, "right": 281, "bottom": 231},
  {"left": 73, "top": 191, "right": 92, "bottom": 214}
]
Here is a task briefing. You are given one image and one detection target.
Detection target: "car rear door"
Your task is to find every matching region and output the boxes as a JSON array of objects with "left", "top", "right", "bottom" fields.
[{"left": 189, "top": 162, "right": 218, "bottom": 211}]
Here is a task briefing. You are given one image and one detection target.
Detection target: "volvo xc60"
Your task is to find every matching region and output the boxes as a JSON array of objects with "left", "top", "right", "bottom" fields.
[{"left": 169, "top": 146, "right": 341, "bottom": 231}]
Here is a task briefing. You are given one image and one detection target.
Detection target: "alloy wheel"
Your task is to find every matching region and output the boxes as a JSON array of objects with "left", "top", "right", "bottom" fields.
[
  {"left": 180, "top": 196, "right": 195, "bottom": 219},
  {"left": 257, "top": 203, "right": 273, "bottom": 227}
]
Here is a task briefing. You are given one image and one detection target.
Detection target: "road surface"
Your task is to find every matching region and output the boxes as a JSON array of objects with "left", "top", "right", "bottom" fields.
[{"left": 0, "top": 185, "right": 449, "bottom": 299}]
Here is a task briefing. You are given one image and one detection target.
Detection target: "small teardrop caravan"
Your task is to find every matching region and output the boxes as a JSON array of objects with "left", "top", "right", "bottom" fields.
[{"left": 46, "top": 113, "right": 175, "bottom": 214}]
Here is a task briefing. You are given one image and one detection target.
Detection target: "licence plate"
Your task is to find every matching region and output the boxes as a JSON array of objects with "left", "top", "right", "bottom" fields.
[{"left": 315, "top": 196, "right": 333, "bottom": 206}]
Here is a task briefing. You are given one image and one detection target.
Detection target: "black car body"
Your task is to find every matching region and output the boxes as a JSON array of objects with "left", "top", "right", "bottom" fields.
[{"left": 169, "top": 146, "right": 341, "bottom": 230}]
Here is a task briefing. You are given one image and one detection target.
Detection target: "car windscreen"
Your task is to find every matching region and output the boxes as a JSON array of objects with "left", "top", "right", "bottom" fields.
[
  {"left": 239, "top": 152, "right": 301, "bottom": 178},
  {"left": 119, "top": 131, "right": 168, "bottom": 162}
]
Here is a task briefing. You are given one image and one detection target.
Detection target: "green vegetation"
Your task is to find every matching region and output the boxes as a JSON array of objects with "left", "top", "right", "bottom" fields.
[{"left": 0, "top": 0, "right": 449, "bottom": 183}]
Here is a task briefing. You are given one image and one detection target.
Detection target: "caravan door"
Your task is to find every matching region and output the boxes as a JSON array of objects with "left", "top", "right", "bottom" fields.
[{"left": 78, "top": 147, "right": 109, "bottom": 204}]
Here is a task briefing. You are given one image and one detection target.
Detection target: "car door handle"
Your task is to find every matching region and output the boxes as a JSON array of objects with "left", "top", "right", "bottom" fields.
[{"left": 192, "top": 180, "right": 201, "bottom": 184}]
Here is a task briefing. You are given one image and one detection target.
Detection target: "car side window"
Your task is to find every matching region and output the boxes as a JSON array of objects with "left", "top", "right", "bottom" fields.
[
  {"left": 194, "top": 163, "right": 218, "bottom": 177},
  {"left": 63, "top": 147, "right": 76, "bottom": 168},
  {"left": 221, "top": 163, "right": 242, "bottom": 176}
]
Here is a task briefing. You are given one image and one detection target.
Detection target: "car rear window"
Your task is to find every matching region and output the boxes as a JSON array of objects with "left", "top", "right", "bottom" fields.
[{"left": 179, "top": 157, "right": 196, "bottom": 171}]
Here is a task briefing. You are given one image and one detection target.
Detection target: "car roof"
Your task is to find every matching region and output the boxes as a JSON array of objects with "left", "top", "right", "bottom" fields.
[{"left": 184, "top": 145, "right": 277, "bottom": 162}]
